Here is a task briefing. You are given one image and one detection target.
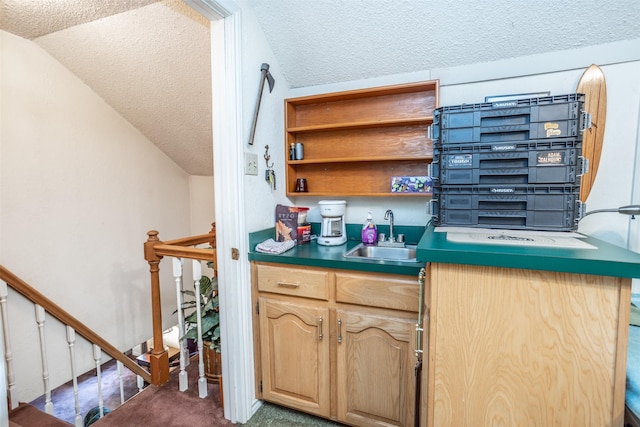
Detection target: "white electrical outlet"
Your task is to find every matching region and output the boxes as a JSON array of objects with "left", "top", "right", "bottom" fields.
[{"left": 244, "top": 152, "right": 258, "bottom": 175}]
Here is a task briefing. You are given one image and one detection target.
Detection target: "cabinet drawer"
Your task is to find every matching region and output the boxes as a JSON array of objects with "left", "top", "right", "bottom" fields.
[
  {"left": 256, "top": 264, "right": 329, "bottom": 300},
  {"left": 335, "top": 272, "right": 420, "bottom": 312}
]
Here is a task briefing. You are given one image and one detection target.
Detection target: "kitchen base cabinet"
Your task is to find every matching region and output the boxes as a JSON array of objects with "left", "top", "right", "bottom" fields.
[
  {"left": 422, "top": 262, "right": 631, "bottom": 427},
  {"left": 252, "top": 262, "right": 423, "bottom": 427}
]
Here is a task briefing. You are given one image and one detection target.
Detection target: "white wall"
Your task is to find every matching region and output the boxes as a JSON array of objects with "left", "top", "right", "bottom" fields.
[
  {"left": 238, "top": 2, "right": 291, "bottom": 233},
  {"left": 0, "top": 30, "right": 193, "bottom": 401},
  {"left": 189, "top": 175, "right": 215, "bottom": 279},
  {"left": 189, "top": 175, "right": 215, "bottom": 236}
]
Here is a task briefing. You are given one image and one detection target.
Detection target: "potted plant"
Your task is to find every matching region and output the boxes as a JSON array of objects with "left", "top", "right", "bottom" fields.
[{"left": 180, "top": 272, "right": 221, "bottom": 382}]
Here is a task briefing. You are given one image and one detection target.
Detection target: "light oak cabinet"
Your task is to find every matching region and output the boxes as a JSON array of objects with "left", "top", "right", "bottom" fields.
[
  {"left": 285, "top": 80, "right": 439, "bottom": 197},
  {"left": 336, "top": 309, "right": 416, "bottom": 426},
  {"left": 259, "top": 297, "right": 331, "bottom": 417},
  {"left": 252, "top": 262, "right": 424, "bottom": 427},
  {"left": 421, "top": 262, "right": 631, "bottom": 427}
]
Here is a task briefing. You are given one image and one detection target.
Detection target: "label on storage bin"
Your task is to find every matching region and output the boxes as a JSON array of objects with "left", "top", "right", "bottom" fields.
[
  {"left": 537, "top": 151, "right": 566, "bottom": 166},
  {"left": 446, "top": 154, "right": 473, "bottom": 168},
  {"left": 491, "top": 144, "right": 517, "bottom": 151}
]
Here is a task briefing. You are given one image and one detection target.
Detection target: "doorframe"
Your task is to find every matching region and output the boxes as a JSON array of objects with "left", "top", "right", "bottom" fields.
[{"left": 185, "top": 0, "right": 254, "bottom": 423}]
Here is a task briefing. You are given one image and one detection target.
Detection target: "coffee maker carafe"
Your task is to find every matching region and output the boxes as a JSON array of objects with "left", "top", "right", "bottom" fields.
[{"left": 318, "top": 200, "right": 347, "bottom": 246}]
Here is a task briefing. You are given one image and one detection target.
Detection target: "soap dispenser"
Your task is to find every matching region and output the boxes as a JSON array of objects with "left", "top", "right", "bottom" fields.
[{"left": 361, "top": 212, "right": 378, "bottom": 246}]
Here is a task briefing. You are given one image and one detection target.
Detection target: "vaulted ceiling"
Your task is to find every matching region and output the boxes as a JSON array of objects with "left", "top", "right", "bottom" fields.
[
  {"left": 1, "top": 0, "right": 213, "bottom": 175},
  {"left": 2, "top": 0, "right": 639, "bottom": 175}
]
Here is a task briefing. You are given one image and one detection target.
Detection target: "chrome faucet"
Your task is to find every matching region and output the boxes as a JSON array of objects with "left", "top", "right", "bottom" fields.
[{"left": 384, "top": 209, "right": 395, "bottom": 242}]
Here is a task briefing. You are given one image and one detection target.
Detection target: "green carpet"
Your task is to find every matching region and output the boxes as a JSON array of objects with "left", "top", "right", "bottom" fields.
[{"left": 241, "top": 402, "right": 345, "bottom": 426}]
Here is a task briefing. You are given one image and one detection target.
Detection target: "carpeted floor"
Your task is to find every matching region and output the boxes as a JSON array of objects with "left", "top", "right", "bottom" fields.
[
  {"left": 24, "top": 354, "right": 347, "bottom": 427},
  {"left": 90, "top": 357, "right": 232, "bottom": 427}
]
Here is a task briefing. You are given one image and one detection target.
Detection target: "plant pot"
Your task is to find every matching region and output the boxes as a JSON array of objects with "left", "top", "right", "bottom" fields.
[{"left": 202, "top": 341, "right": 222, "bottom": 384}]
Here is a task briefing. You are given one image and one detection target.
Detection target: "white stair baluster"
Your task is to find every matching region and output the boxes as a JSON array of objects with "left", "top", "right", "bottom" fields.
[
  {"left": 93, "top": 344, "right": 104, "bottom": 418},
  {"left": 192, "top": 260, "right": 208, "bottom": 398},
  {"left": 0, "top": 280, "right": 17, "bottom": 409},
  {"left": 136, "top": 374, "right": 144, "bottom": 393},
  {"left": 66, "top": 326, "right": 83, "bottom": 427},
  {"left": 173, "top": 257, "right": 189, "bottom": 392},
  {"left": 117, "top": 361, "right": 125, "bottom": 404},
  {"left": 35, "top": 304, "right": 54, "bottom": 414}
]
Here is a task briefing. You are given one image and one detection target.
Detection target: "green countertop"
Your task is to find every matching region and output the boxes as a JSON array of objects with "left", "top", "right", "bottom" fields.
[
  {"left": 417, "top": 226, "right": 640, "bottom": 278},
  {"left": 247, "top": 224, "right": 424, "bottom": 276},
  {"left": 248, "top": 224, "right": 640, "bottom": 279}
]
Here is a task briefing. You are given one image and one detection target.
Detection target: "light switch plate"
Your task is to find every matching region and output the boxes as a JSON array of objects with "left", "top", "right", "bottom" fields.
[{"left": 244, "top": 152, "right": 258, "bottom": 175}]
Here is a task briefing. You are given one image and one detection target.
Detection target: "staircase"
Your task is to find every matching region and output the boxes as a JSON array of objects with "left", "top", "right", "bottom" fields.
[{"left": 2, "top": 224, "right": 225, "bottom": 426}]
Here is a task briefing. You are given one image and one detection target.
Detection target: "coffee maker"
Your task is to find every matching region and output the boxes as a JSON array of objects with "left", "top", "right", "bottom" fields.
[{"left": 317, "top": 200, "right": 347, "bottom": 246}]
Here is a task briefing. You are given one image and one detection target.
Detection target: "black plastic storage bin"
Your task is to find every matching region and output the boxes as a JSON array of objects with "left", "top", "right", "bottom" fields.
[
  {"left": 433, "top": 93, "right": 590, "bottom": 144},
  {"left": 432, "top": 184, "right": 583, "bottom": 231},
  {"left": 432, "top": 139, "right": 586, "bottom": 185}
]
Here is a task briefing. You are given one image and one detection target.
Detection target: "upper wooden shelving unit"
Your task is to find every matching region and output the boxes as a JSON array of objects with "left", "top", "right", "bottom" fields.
[{"left": 285, "top": 80, "right": 439, "bottom": 197}]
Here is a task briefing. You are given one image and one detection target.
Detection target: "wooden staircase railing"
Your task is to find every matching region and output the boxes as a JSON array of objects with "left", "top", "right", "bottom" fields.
[
  {"left": 0, "top": 265, "right": 152, "bottom": 419},
  {"left": 143, "top": 223, "right": 217, "bottom": 386},
  {"left": 0, "top": 266, "right": 152, "bottom": 386}
]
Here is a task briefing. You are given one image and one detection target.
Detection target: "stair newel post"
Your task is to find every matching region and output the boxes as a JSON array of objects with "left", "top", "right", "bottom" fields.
[
  {"left": 66, "top": 326, "right": 83, "bottom": 427},
  {"left": 144, "top": 230, "right": 169, "bottom": 386},
  {"left": 35, "top": 304, "right": 54, "bottom": 414},
  {"left": 173, "top": 257, "right": 189, "bottom": 392},
  {"left": 192, "top": 260, "right": 208, "bottom": 398},
  {"left": 0, "top": 279, "right": 17, "bottom": 409},
  {"left": 93, "top": 344, "right": 104, "bottom": 418}
]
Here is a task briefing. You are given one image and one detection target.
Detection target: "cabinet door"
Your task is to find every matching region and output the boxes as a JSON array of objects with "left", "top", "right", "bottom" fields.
[
  {"left": 259, "top": 297, "right": 331, "bottom": 417},
  {"left": 336, "top": 309, "right": 417, "bottom": 427}
]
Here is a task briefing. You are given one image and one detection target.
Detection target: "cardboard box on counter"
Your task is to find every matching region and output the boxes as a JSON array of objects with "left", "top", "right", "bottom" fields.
[{"left": 275, "top": 205, "right": 309, "bottom": 243}]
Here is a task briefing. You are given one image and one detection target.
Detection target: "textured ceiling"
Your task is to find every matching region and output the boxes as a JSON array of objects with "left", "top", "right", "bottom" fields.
[
  {"left": 1, "top": 0, "right": 213, "bottom": 175},
  {"left": 2, "top": 0, "right": 640, "bottom": 175},
  {"left": 0, "top": 0, "right": 160, "bottom": 39},
  {"left": 247, "top": 0, "right": 640, "bottom": 89}
]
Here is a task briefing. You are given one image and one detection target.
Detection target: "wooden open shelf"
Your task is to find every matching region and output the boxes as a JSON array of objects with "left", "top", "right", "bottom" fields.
[{"left": 285, "top": 80, "right": 439, "bottom": 197}]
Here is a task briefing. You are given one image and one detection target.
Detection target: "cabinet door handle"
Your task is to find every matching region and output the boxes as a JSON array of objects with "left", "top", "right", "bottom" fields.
[
  {"left": 337, "top": 318, "right": 342, "bottom": 343},
  {"left": 318, "top": 316, "right": 323, "bottom": 340},
  {"left": 276, "top": 281, "right": 299, "bottom": 289}
]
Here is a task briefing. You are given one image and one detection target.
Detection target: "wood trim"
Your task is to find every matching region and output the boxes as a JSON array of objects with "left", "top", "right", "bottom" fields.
[
  {"left": 146, "top": 224, "right": 217, "bottom": 265},
  {"left": 0, "top": 265, "right": 152, "bottom": 384},
  {"left": 162, "top": 233, "right": 217, "bottom": 247},
  {"left": 152, "top": 245, "right": 216, "bottom": 262}
]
